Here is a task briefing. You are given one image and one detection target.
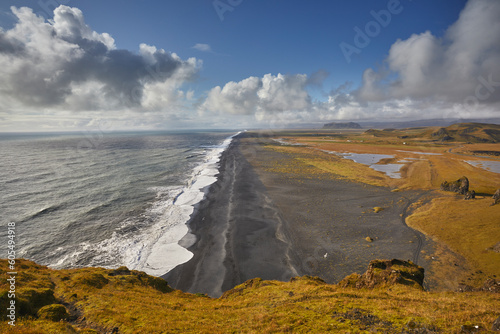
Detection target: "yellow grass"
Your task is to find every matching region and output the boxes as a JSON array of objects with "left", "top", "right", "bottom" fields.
[
  {"left": 1, "top": 259, "right": 499, "bottom": 333},
  {"left": 406, "top": 194, "right": 500, "bottom": 286}
]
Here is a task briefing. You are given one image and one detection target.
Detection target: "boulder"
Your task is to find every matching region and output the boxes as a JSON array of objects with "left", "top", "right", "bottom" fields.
[
  {"left": 464, "top": 190, "right": 475, "bottom": 200},
  {"left": 440, "top": 176, "right": 469, "bottom": 195},
  {"left": 492, "top": 189, "right": 500, "bottom": 205}
]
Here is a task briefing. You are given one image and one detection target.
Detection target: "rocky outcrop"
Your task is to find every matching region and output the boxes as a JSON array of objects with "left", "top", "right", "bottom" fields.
[
  {"left": 440, "top": 176, "right": 469, "bottom": 195},
  {"left": 464, "top": 190, "right": 475, "bottom": 200},
  {"left": 492, "top": 189, "right": 500, "bottom": 206},
  {"left": 338, "top": 259, "right": 425, "bottom": 289}
]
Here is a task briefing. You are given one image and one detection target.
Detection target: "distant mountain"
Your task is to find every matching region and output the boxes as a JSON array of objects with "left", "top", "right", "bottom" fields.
[{"left": 323, "top": 122, "right": 362, "bottom": 129}]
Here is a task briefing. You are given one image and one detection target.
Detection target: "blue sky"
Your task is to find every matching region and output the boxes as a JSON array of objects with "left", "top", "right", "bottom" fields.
[{"left": 0, "top": 0, "right": 498, "bottom": 131}]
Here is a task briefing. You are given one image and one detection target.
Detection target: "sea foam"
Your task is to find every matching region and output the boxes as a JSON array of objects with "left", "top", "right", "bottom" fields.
[{"left": 85, "top": 132, "right": 241, "bottom": 277}]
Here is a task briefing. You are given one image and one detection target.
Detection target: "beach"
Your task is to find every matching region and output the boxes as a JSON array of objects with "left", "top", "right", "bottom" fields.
[{"left": 164, "top": 133, "right": 434, "bottom": 297}]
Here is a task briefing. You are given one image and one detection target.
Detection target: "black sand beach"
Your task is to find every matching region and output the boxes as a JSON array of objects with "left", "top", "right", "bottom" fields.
[{"left": 164, "top": 134, "right": 433, "bottom": 297}]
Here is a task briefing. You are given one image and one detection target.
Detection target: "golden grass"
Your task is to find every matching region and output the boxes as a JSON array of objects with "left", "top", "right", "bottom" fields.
[
  {"left": 406, "top": 194, "right": 500, "bottom": 286},
  {"left": 1, "top": 259, "right": 500, "bottom": 333},
  {"left": 271, "top": 130, "right": 500, "bottom": 194}
]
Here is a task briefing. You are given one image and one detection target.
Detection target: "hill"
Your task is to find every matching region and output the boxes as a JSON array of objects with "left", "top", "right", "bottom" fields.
[
  {"left": 431, "top": 123, "right": 500, "bottom": 143},
  {"left": 1, "top": 259, "right": 499, "bottom": 333},
  {"left": 323, "top": 122, "right": 362, "bottom": 129},
  {"left": 363, "top": 122, "right": 500, "bottom": 143}
]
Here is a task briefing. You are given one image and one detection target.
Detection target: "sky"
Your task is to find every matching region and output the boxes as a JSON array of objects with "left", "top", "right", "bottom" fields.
[{"left": 0, "top": 0, "right": 499, "bottom": 131}]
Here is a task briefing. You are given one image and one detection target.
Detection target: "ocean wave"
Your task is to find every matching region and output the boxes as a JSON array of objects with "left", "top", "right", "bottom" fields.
[{"left": 49, "top": 132, "right": 241, "bottom": 277}]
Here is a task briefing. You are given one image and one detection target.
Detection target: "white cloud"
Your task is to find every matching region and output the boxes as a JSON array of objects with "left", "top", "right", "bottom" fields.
[
  {"left": 202, "top": 73, "right": 312, "bottom": 120},
  {"left": 0, "top": 5, "right": 200, "bottom": 114},
  {"left": 355, "top": 0, "right": 500, "bottom": 114},
  {"left": 192, "top": 43, "right": 212, "bottom": 52}
]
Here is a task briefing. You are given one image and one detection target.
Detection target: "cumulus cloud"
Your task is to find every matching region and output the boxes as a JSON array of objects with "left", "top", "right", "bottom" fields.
[
  {"left": 355, "top": 0, "right": 500, "bottom": 114},
  {"left": 202, "top": 0, "right": 500, "bottom": 125},
  {"left": 0, "top": 5, "right": 200, "bottom": 113},
  {"left": 202, "top": 73, "right": 312, "bottom": 121}
]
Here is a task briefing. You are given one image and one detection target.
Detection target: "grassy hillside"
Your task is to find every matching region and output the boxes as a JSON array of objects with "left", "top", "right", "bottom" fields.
[
  {"left": 363, "top": 123, "right": 500, "bottom": 143},
  {"left": 1, "top": 259, "right": 499, "bottom": 333}
]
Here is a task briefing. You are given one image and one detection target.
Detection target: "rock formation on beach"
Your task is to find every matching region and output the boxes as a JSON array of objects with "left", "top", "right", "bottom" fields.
[
  {"left": 492, "top": 189, "right": 500, "bottom": 205},
  {"left": 464, "top": 190, "right": 476, "bottom": 200},
  {"left": 440, "top": 176, "right": 469, "bottom": 195}
]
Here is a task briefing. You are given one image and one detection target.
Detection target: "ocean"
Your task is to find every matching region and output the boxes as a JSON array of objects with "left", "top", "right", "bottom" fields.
[{"left": 0, "top": 130, "right": 238, "bottom": 276}]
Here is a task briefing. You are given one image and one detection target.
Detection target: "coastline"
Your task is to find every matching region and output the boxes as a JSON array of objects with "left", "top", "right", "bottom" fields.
[
  {"left": 164, "top": 134, "right": 434, "bottom": 297},
  {"left": 164, "top": 136, "right": 298, "bottom": 297}
]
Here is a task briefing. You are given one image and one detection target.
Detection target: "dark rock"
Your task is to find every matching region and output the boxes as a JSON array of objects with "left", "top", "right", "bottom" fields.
[
  {"left": 323, "top": 122, "right": 362, "bottom": 129},
  {"left": 464, "top": 190, "right": 475, "bottom": 200},
  {"left": 338, "top": 259, "right": 425, "bottom": 289},
  {"left": 440, "top": 176, "right": 469, "bottom": 194},
  {"left": 492, "top": 316, "right": 500, "bottom": 331}
]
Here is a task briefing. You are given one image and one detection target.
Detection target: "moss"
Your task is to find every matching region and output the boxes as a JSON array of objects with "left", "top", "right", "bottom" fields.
[
  {"left": 15, "top": 288, "right": 57, "bottom": 316},
  {"left": 132, "top": 271, "right": 173, "bottom": 293},
  {"left": 108, "top": 266, "right": 131, "bottom": 276},
  {"left": 37, "top": 304, "right": 69, "bottom": 322},
  {"left": 290, "top": 275, "right": 326, "bottom": 285},
  {"left": 73, "top": 272, "right": 109, "bottom": 289}
]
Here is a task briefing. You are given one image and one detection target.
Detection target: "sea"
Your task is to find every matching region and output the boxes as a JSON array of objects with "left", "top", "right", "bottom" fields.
[{"left": 0, "top": 130, "right": 239, "bottom": 276}]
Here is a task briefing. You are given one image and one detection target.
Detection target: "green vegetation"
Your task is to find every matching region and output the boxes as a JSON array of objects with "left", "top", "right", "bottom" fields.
[{"left": 1, "top": 259, "right": 499, "bottom": 333}]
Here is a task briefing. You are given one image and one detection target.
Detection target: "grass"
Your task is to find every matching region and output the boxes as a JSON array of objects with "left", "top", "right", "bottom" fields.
[
  {"left": 1, "top": 259, "right": 499, "bottom": 333},
  {"left": 406, "top": 193, "right": 500, "bottom": 287}
]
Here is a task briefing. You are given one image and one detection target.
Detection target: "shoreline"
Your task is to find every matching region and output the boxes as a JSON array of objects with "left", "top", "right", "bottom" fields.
[
  {"left": 164, "top": 136, "right": 298, "bottom": 297},
  {"left": 164, "top": 134, "right": 434, "bottom": 297}
]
